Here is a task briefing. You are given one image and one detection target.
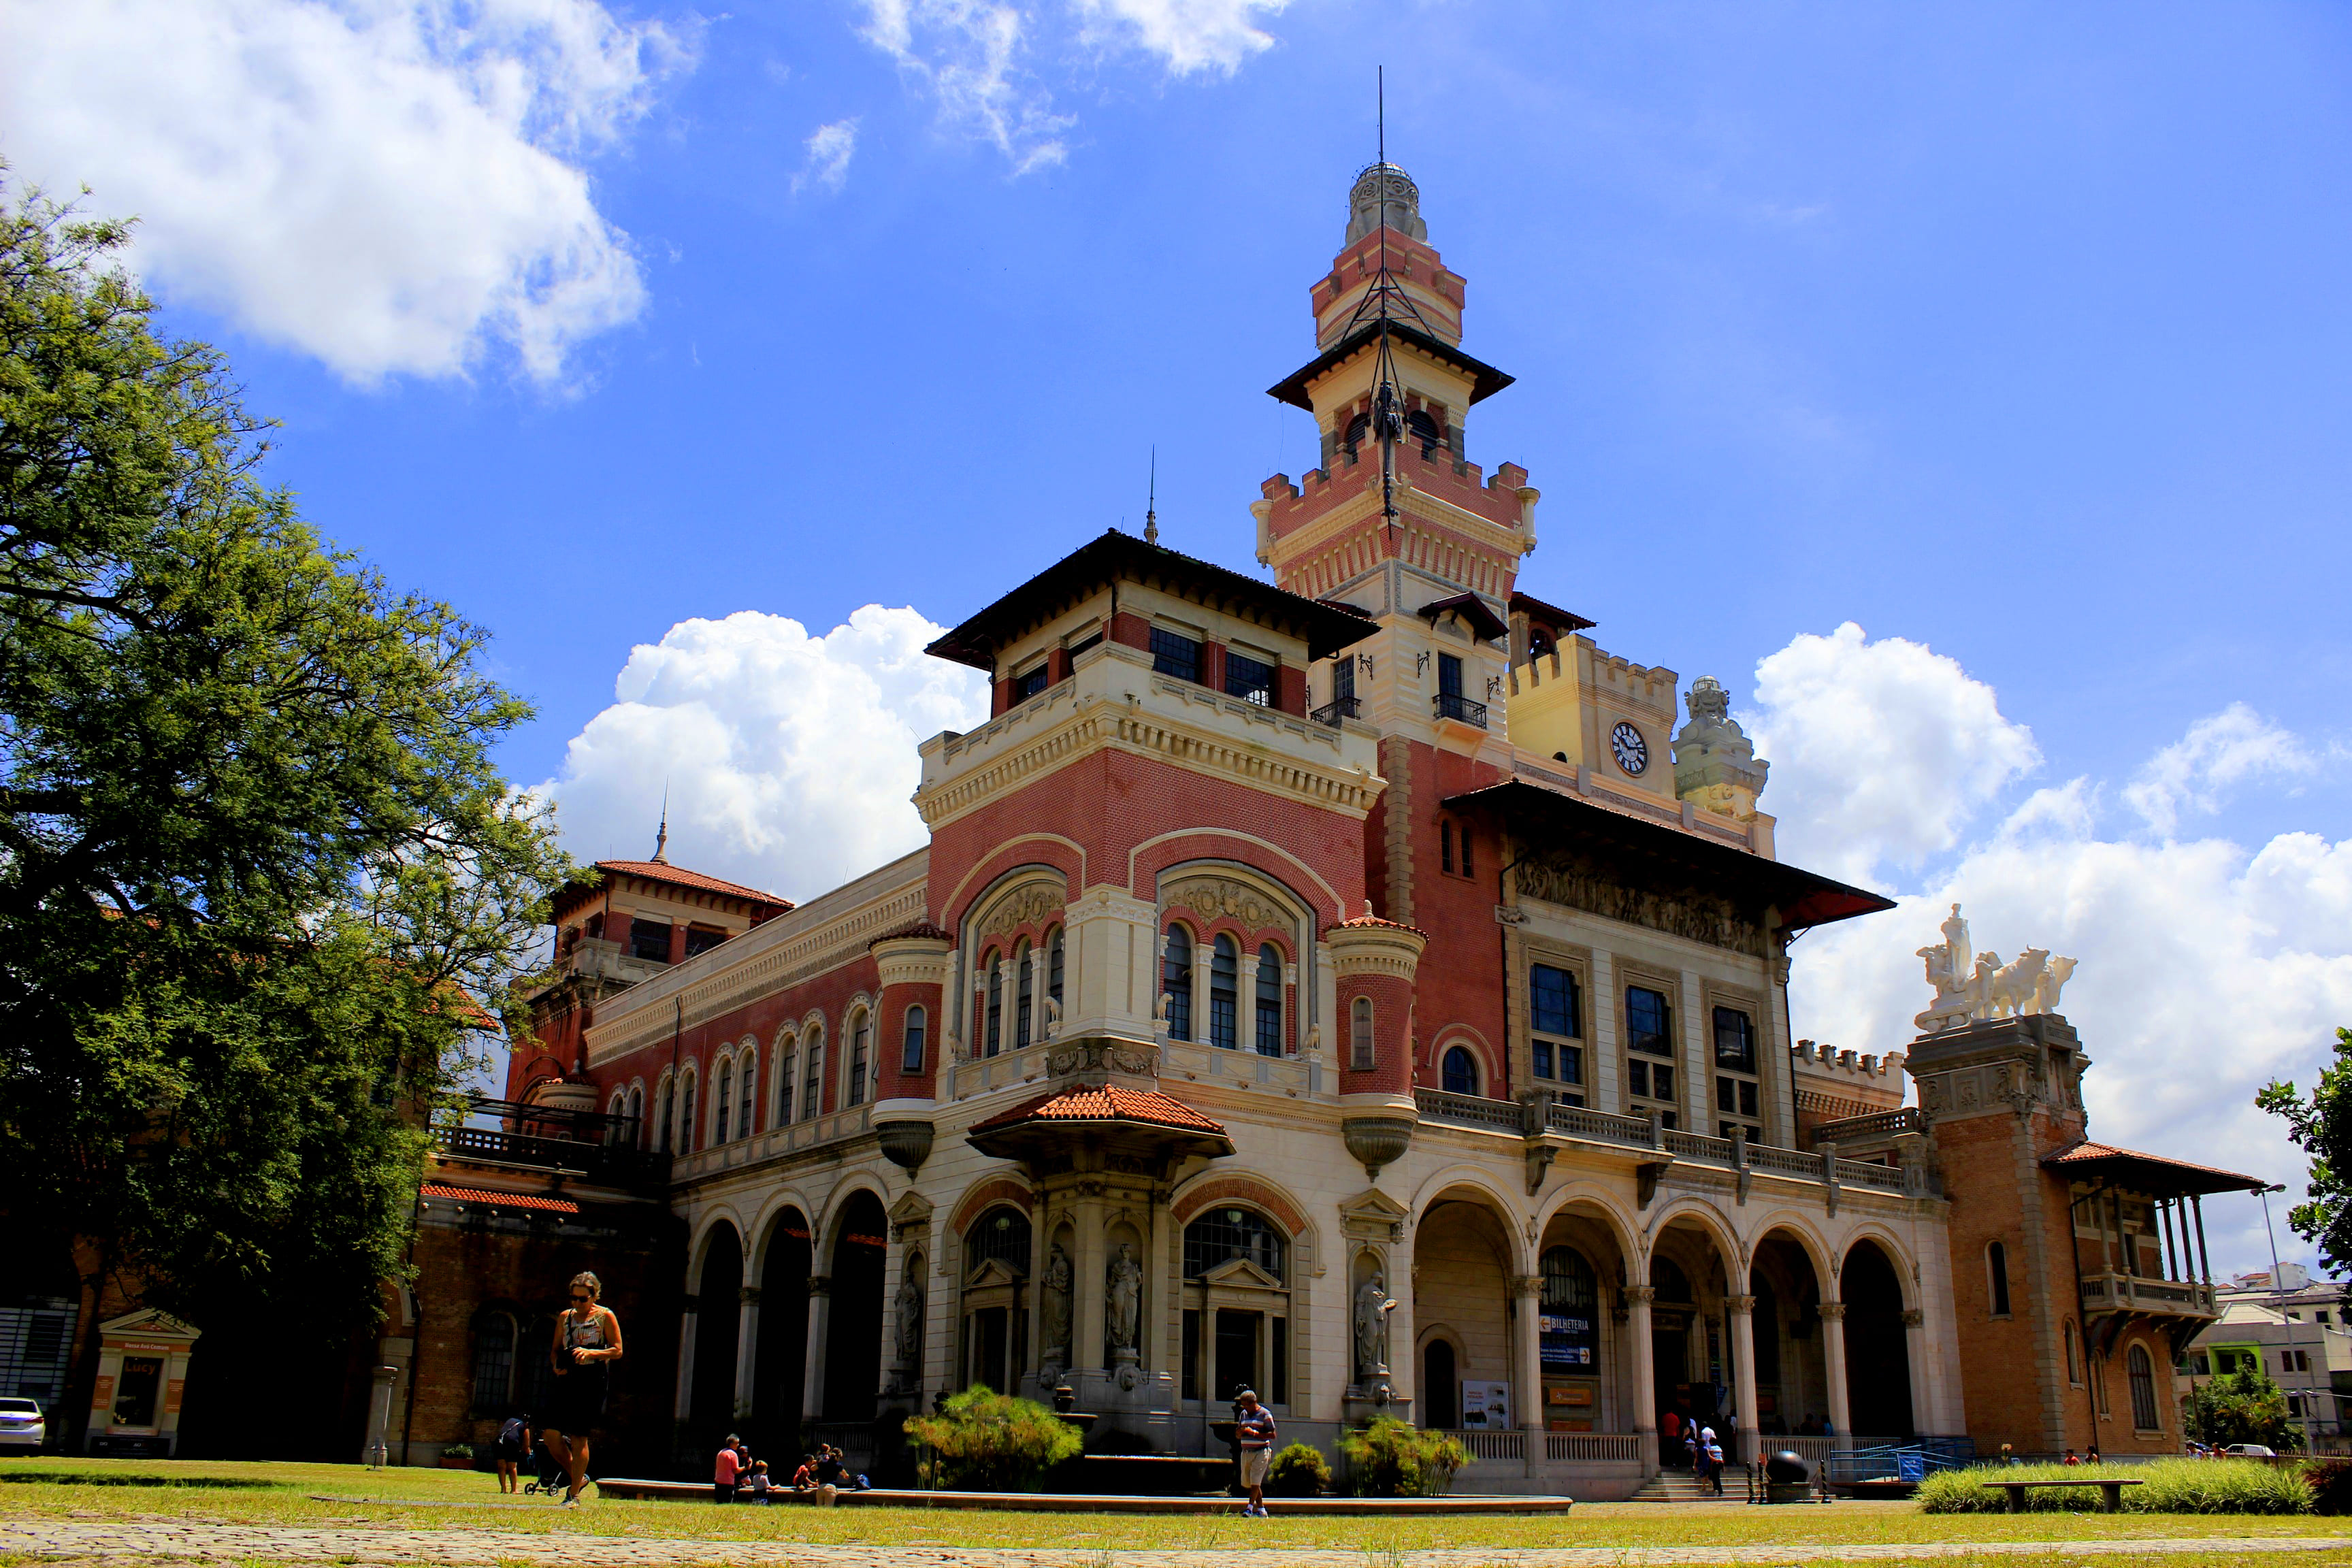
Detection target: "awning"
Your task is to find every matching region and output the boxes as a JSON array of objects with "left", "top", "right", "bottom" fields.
[{"left": 2043, "top": 1141, "right": 2268, "bottom": 1198}]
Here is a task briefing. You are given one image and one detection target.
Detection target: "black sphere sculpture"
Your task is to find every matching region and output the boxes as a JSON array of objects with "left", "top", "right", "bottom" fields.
[{"left": 1765, "top": 1450, "right": 1811, "bottom": 1484}]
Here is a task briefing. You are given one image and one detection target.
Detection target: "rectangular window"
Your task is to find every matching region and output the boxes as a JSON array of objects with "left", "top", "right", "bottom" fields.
[
  {"left": 1560, "top": 1044, "right": 1584, "bottom": 1085},
  {"left": 1150, "top": 627, "right": 1201, "bottom": 683},
  {"left": 1441, "top": 821, "right": 1454, "bottom": 875},
  {"left": 683, "top": 926, "right": 726, "bottom": 958},
  {"left": 1628, "top": 1060, "right": 1648, "bottom": 1098},
  {"left": 1067, "top": 628, "right": 1104, "bottom": 660},
  {"left": 901, "top": 1007, "right": 927, "bottom": 1074},
  {"left": 630, "top": 918, "right": 672, "bottom": 962},
  {"left": 1334, "top": 655, "right": 1356, "bottom": 704},
  {"left": 1013, "top": 664, "right": 1049, "bottom": 702},
  {"left": 1652, "top": 1063, "right": 1675, "bottom": 1101},
  {"left": 1532, "top": 964, "right": 1582, "bottom": 1038},
  {"left": 1438, "top": 652, "right": 1463, "bottom": 698},
  {"left": 1225, "top": 651, "right": 1275, "bottom": 706},
  {"left": 1712, "top": 1007, "right": 1757, "bottom": 1072},
  {"left": 1533, "top": 1038, "right": 1552, "bottom": 1079},
  {"left": 1627, "top": 985, "right": 1674, "bottom": 1056},
  {"left": 1460, "top": 825, "right": 1473, "bottom": 877}
]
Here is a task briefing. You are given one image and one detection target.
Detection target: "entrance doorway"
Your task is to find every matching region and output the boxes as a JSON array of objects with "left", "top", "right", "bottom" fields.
[
  {"left": 967, "top": 1307, "right": 1009, "bottom": 1392},
  {"left": 1214, "top": 1310, "right": 1260, "bottom": 1404},
  {"left": 1844, "top": 1240, "right": 1915, "bottom": 1439},
  {"left": 1423, "top": 1340, "right": 1458, "bottom": 1428},
  {"left": 823, "top": 1192, "right": 887, "bottom": 1421}
]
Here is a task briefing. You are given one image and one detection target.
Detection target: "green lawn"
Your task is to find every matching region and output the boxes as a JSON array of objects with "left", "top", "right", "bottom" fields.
[{"left": 3, "top": 1457, "right": 2350, "bottom": 1556}]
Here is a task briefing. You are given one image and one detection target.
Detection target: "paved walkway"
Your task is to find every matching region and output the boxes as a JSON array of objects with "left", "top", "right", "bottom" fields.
[{"left": 1, "top": 1520, "right": 2349, "bottom": 1566}]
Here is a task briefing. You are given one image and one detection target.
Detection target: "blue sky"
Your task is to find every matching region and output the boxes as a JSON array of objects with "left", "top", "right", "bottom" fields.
[{"left": 7, "top": 0, "right": 2351, "bottom": 1273}]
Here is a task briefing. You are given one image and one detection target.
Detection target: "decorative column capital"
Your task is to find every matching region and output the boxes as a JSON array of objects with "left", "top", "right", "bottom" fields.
[
  {"left": 1624, "top": 1285, "right": 1657, "bottom": 1305},
  {"left": 738, "top": 1286, "right": 762, "bottom": 1304},
  {"left": 806, "top": 1274, "right": 833, "bottom": 1298},
  {"left": 1900, "top": 1307, "right": 1925, "bottom": 1328},
  {"left": 1510, "top": 1275, "right": 1543, "bottom": 1300},
  {"left": 1818, "top": 1301, "right": 1847, "bottom": 1322},
  {"left": 1726, "top": 1294, "right": 1756, "bottom": 1315}
]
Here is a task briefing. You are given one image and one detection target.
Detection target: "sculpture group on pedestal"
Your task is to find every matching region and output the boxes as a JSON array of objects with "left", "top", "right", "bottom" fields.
[{"left": 1915, "top": 904, "right": 2078, "bottom": 1035}]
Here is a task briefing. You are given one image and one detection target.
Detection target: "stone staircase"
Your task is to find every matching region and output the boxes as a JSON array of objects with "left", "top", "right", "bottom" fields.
[{"left": 1624, "top": 1466, "right": 1750, "bottom": 1503}]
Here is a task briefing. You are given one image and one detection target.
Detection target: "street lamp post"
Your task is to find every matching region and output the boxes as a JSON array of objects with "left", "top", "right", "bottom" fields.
[{"left": 2257, "top": 1183, "right": 2318, "bottom": 1455}]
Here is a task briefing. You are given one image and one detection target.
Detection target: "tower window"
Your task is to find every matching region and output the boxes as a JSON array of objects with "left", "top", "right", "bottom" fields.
[
  {"left": 1150, "top": 628, "right": 1201, "bottom": 683},
  {"left": 1441, "top": 1045, "right": 1480, "bottom": 1096},
  {"left": 1163, "top": 926, "right": 1193, "bottom": 1041},
  {"left": 630, "top": 918, "right": 672, "bottom": 962},
  {"left": 1225, "top": 652, "right": 1275, "bottom": 706},
  {"left": 1209, "top": 934, "right": 1239, "bottom": 1049},
  {"left": 1407, "top": 408, "right": 1442, "bottom": 455},
  {"left": 900, "top": 1006, "right": 927, "bottom": 1074},
  {"left": 1989, "top": 1241, "right": 2012, "bottom": 1318},
  {"left": 1350, "top": 996, "right": 1375, "bottom": 1070},
  {"left": 1254, "top": 944, "right": 1283, "bottom": 1056}
]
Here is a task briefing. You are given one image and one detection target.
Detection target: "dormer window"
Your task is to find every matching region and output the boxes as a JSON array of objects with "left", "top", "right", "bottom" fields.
[{"left": 1225, "top": 651, "right": 1275, "bottom": 706}]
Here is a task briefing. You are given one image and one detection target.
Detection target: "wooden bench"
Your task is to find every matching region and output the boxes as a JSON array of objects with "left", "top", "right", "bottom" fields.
[{"left": 1983, "top": 1477, "right": 2144, "bottom": 1514}]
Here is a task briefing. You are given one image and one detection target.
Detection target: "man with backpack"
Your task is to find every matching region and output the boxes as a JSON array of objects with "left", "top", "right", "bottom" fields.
[{"left": 495, "top": 1413, "right": 532, "bottom": 1494}]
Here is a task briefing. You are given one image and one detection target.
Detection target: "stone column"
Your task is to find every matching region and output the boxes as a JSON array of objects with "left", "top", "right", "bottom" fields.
[
  {"left": 1388, "top": 1232, "right": 1418, "bottom": 1414},
  {"left": 1513, "top": 1275, "right": 1545, "bottom": 1441},
  {"left": 1243, "top": 949, "right": 1266, "bottom": 1054},
  {"left": 1901, "top": 1307, "right": 1929, "bottom": 1437},
  {"left": 1820, "top": 1301, "right": 1852, "bottom": 1448},
  {"left": 674, "top": 1296, "right": 699, "bottom": 1422},
  {"left": 800, "top": 1275, "right": 832, "bottom": 1424},
  {"left": 1727, "top": 1294, "right": 1759, "bottom": 1465},
  {"left": 1074, "top": 1199, "right": 1108, "bottom": 1382},
  {"left": 992, "top": 958, "right": 1009, "bottom": 1054},
  {"left": 1192, "top": 945, "right": 1212, "bottom": 1047},
  {"left": 1627, "top": 1285, "right": 1658, "bottom": 1476},
  {"left": 732, "top": 1286, "right": 762, "bottom": 1424}
]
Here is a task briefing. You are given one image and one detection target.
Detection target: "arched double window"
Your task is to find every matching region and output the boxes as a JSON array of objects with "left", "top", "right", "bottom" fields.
[
  {"left": 1163, "top": 926, "right": 1194, "bottom": 1041},
  {"left": 675, "top": 1069, "right": 698, "bottom": 1152},
  {"left": 982, "top": 949, "right": 1004, "bottom": 1056},
  {"left": 1048, "top": 928, "right": 1065, "bottom": 1012},
  {"left": 1209, "top": 935, "right": 1239, "bottom": 1049},
  {"left": 625, "top": 1084, "right": 644, "bottom": 1148},
  {"left": 738, "top": 1052, "right": 757, "bottom": 1140},
  {"left": 2127, "top": 1343, "right": 2161, "bottom": 1431},
  {"left": 653, "top": 1075, "right": 674, "bottom": 1153},
  {"left": 1442, "top": 1045, "right": 1480, "bottom": 1096},
  {"left": 846, "top": 1011, "right": 870, "bottom": 1108},
  {"left": 1254, "top": 944, "right": 1283, "bottom": 1056}
]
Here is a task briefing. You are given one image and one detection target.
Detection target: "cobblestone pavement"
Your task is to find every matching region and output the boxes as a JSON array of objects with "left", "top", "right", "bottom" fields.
[{"left": 2, "top": 1521, "right": 2349, "bottom": 1566}]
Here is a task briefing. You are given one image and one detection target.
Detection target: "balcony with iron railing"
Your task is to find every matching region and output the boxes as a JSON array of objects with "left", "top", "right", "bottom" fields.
[
  {"left": 2079, "top": 1270, "right": 2217, "bottom": 1321},
  {"left": 1432, "top": 691, "right": 1488, "bottom": 728},
  {"left": 1311, "top": 695, "right": 1362, "bottom": 727},
  {"left": 438, "top": 1096, "right": 670, "bottom": 1188}
]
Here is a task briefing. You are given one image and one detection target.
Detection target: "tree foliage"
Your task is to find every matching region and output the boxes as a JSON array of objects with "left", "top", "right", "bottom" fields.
[
  {"left": 902, "top": 1386, "right": 1084, "bottom": 1491},
  {"left": 2183, "top": 1363, "right": 2303, "bottom": 1453},
  {"left": 0, "top": 169, "right": 570, "bottom": 1422},
  {"left": 2257, "top": 1028, "right": 2352, "bottom": 1275},
  {"left": 1336, "top": 1417, "right": 1467, "bottom": 1497}
]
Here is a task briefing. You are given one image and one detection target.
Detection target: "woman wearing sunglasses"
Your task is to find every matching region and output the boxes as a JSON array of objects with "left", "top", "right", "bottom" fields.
[{"left": 543, "top": 1271, "right": 623, "bottom": 1506}]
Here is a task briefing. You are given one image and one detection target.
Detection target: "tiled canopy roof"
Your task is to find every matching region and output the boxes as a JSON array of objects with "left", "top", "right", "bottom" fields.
[
  {"left": 593, "top": 860, "right": 791, "bottom": 907},
  {"left": 970, "top": 1083, "right": 1229, "bottom": 1139},
  {"left": 419, "top": 1183, "right": 580, "bottom": 1215},
  {"left": 2043, "top": 1141, "right": 2268, "bottom": 1198},
  {"left": 870, "top": 920, "right": 953, "bottom": 947}
]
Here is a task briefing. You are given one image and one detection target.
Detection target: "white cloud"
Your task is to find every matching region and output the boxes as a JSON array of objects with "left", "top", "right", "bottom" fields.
[
  {"left": 0, "top": 0, "right": 689, "bottom": 382},
  {"left": 1746, "top": 638, "right": 2352, "bottom": 1275},
  {"left": 854, "top": 0, "right": 1284, "bottom": 172},
  {"left": 2122, "top": 702, "right": 2316, "bottom": 836},
  {"left": 1742, "top": 621, "right": 2041, "bottom": 885},
  {"left": 794, "top": 118, "right": 861, "bottom": 195},
  {"left": 538, "top": 606, "right": 990, "bottom": 901}
]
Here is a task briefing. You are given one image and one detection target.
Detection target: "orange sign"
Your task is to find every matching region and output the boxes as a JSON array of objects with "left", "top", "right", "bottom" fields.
[
  {"left": 165, "top": 1379, "right": 185, "bottom": 1415},
  {"left": 91, "top": 1375, "right": 114, "bottom": 1411}
]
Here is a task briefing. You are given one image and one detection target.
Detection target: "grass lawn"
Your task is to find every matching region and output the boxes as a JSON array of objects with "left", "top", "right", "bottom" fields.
[{"left": 4, "top": 1458, "right": 2352, "bottom": 1558}]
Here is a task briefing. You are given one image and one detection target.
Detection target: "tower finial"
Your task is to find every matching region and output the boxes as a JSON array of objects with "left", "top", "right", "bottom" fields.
[
  {"left": 651, "top": 785, "right": 670, "bottom": 864},
  {"left": 1143, "top": 446, "right": 1159, "bottom": 546}
]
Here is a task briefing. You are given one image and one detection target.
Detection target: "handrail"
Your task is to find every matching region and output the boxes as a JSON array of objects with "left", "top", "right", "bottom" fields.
[
  {"left": 1811, "top": 1108, "right": 1922, "bottom": 1145},
  {"left": 1545, "top": 1102, "right": 1658, "bottom": 1148},
  {"left": 1433, "top": 691, "right": 1489, "bottom": 728},
  {"left": 1311, "top": 696, "right": 1362, "bottom": 727},
  {"left": 1415, "top": 1088, "right": 1524, "bottom": 1133}
]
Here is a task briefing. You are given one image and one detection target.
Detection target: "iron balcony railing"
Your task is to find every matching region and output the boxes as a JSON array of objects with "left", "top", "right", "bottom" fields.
[
  {"left": 1311, "top": 696, "right": 1362, "bottom": 727},
  {"left": 1433, "top": 691, "right": 1489, "bottom": 728}
]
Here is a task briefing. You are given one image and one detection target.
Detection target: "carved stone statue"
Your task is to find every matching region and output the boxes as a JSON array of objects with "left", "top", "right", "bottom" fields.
[
  {"left": 1105, "top": 1244, "right": 1143, "bottom": 1358},
  {"left": 1153, "top": 990, "right": 1172, "bottom": 1024},
  {"left": 1353, "top": 1272, "right": 1401, "bottom": 1384},
  {"left": 1914, "top": 904, "right": 2076, "bottom": 1034},
  {"left": 1042, "top": 994, "right": 1062, "bottom": 1038},
  {"left": 1039, "top": 1244, "right": 1073, "bottom": 1373},
  {"left": 894, "top": 1271, "right": 924, "bottom": 1377}
]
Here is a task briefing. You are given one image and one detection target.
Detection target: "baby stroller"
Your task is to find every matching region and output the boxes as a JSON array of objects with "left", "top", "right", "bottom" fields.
[{"left": 523, "top": 1437, "right": 568, "bottom": 1497}]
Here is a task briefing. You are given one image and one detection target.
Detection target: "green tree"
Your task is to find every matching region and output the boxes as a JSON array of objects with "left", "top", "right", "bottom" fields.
[
  {"left": 2257, "top": 1028, "right": 2352, "bottom": 1274},
  {"left": 0, "top": 172, "right": 571, "bottom": 1446},
  {"left": 2183, "top": 1362, "right": 2303, "bottom": 1452},
  {"left": 903, "top": 1386, "right": 1084, "bottom": 1491}
]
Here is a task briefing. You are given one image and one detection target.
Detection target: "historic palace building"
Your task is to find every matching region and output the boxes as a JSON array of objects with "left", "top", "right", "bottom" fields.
[{"left": 395, "top": 164, "right": 2268, "bottom": 1495}]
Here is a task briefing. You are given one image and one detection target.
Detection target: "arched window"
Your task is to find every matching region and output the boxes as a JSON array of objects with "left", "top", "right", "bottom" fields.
[
  {"left": 676, "top": 1070, "right": 697, "bottom": 1152},
  {"left": 1183, "top": 1207, "right": 1287, "bottom": 1282},
  {"left": 654, "top": 1077, "right": 673, "bottom": 1153},
  {"left": 2127, "top": 1343, "right": 2160, "bottom": 1431},
  {"left": 1255, "top": 944, "right": 1283, "bottom": 1056},
  {"left": 517, "top": 1313, "right": 558, "bottom": 1416},
  {"left": 1407, "top": 407, "right": 1442, "bottom": 455},
  {"left": 1987, "top": 1241, "right": 2012, "bottom": 1317},
  {"left": 800, "top": 1030, "right": 823, "bottom": 1122},
  {"left": 1163, "top": 926, "right": 1193, "bottom": 1041},
  {"left": 2065, "top": 1319, "right": 2082, "bottom": 1384},
  {"left": 1048, "top": 927, "right": 1065, "bottom": 1011},
  {"left": 1350, "top": 995, "right": 1375, "bottom": 1070},
  {"left": 774, "top": 1039, "right": 796, "bottom": 1125},
  {"left": 966, "top": 1207, "right": 1032, "bottom": 1277},
  {"left": 1650, "top": 1256, "right": 1693, "bottom": 1303},
  {"left": 738, "top": 1054, "right": 756, "bottom": 1139},
  {"left": 1209, "top": 935, "right": 1239, "bottom": 1049},
  {"left": 625, "top": 1085, "right": 644, "bottom": 1147},
  {"left": 1540, "top": 1247, "right": 1599, "bottom": 1373},
  {"left": 847, "top": 1011, "right": 870, "bottom": 1108},
  {"left": 1441, "top": 1045, "right": 1479, "bottom": 1096},
  {"left": 901, "top": 1004, "right": 928, "bottom": 1074},
  {"left": 1015, "top": 939, "right": 1034, "bottom": 1049},
  {"left": 713, "top": 1062, "right": 732, "bottom": 1144},
  {"left": 983, "top": 950, "right": 1003, "bottom": 1056},
  {"left": 470, "top": 1309, "right": 517, "bottom": 1414}
]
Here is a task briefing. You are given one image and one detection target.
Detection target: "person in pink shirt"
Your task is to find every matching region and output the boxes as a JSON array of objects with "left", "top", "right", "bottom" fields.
[{"left": 713, "top": 1435, "right": 743, "bottom": 1503}]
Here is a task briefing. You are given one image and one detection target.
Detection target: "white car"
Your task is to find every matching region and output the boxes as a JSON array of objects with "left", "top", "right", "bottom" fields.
[
  {"left": 2223, "top": 1443, "right": 2278, "bottom": 1458},
  {"left": 0, "top": 1399, "right": 44, "bottom": 1453}
]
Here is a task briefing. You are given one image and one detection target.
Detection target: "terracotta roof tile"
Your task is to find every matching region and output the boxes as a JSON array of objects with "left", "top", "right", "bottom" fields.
[
  {"left": 1326, "top": 915, "right": 1429, "bottom": 938},
  {"left": 870, "top": 920, "right": 953, "bottom": 947},
  {"left": 420, "top": 1183, "right": 580, "bottom": 1215},
  {"left": 593, "top": 860, "right": 791, "bottom": 909},
  {"left": 2042, "top": 1140, "right": 2267, "bottom": 1193},
  {"left": 970, "top": 1083, "right": 1228, "bottom": 1137}
]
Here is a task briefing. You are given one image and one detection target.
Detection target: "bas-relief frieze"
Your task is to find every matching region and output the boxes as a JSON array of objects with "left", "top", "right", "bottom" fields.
[
  {"left": 1160, "top": 875, "right": 1302, "bottom": 930},
  {"left": 974, "top": 881, "right": 1068, "bottom": 945},
  {"left": 1513, "top": 852, "right": 1765, "bottom": 958},
  {"left": 1916, "top": 1058, "right": 2045, "bottom": 1118}
]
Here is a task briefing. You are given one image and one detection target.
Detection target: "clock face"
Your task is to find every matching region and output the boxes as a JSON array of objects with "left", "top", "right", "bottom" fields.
[{"left": 1611, "top": 721, "right": 1650, "bottom": 776}]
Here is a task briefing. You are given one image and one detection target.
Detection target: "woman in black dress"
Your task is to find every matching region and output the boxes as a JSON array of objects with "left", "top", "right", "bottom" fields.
[{"left": 543, "top": 1271, "right": 623, "bottom": 1506}]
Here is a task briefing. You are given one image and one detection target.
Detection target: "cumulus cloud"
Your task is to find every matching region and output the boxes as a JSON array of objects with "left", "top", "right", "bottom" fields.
[
  {"left": 794, "top": 119, "right": 861, "bottom": 195},
  {"left": 1747, "top": 634, "right": 2349, "bottom": 1273},
  {"left": 855, "top": 0, "right": 1284, "bottom": 172},
  {"left": 538, "top": 606, "right": 990, "bottom": 901},
  {"left": 1743, "top": 622, "right": 2041, "bottom": 884},
  {"left": 0, "top": 0, "right": 689, "bottom": 382}
]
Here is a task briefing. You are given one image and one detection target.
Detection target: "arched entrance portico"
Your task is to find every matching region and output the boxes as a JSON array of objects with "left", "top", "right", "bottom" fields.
[
  {"left": 1749, "top": 1227, "right": 1833, "bottom": 1439},
  {"left": 1647, "top": 1213, "right": 1739, "bottom": 1465},
  {"left": 753, "top": 1207, "right": 813, "bottom": 1441},
  {"left": 1843, "top": 1238, "right": 1914, "bottom": 1440},
  {"left": 689, "top": 1222, "right": 743, "bottom": 1437},
  {"left": 821, "top": 1191, "right": 888, "bottom": 1422},
  {"left": 1411, "top": 1186, "right": 1520, "bottom": 1437}
]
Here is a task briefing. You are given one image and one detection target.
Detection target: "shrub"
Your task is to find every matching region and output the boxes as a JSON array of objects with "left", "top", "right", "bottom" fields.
[
  {"left": 442, "top": 1443, "right": 474, "bottom": 1461},
  {"left": 1918, "top": 1458, "right": 2312, "bottom": 1515},
  {"left": 902, "top": 1384, "right": 1083, "bottom": 1492},
  {"left": 2184, "top": 1366, "right": 2304, "bottom": 1452},
  {"left": 1265, "top": 1441, "right": 1332, "bottom": 1497},
  {"left": 2306, "top": 1457, "right": 2352, "bottom": 1516},
  {"left": 1337, "top": 1418, "right": 1467, "bottom": 1497}
]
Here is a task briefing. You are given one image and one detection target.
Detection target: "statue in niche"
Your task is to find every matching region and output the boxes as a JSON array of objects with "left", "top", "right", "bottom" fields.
[
  {"left": 1354, "top": 1271, "right": 1401, "bottom": 1384},
  {"left": 894, "top": 1270, "right": 924, "bottom": 1378},
  {"left": 1039, "top": 1244, "right": 1073, "bottom": 1373},
  {"left": 1105, "top": 1244, "right": 1143, "bottom": 1358}
]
